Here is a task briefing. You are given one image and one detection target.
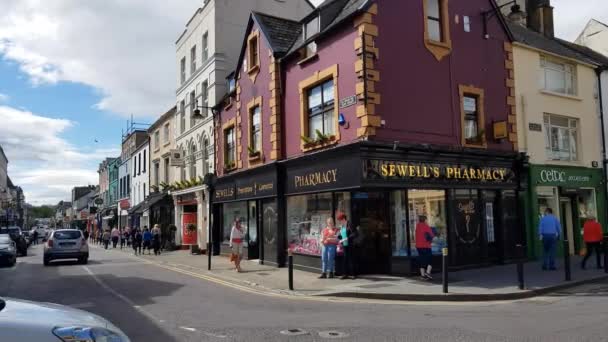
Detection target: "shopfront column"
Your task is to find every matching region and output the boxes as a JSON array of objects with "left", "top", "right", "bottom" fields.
[
  {"left": 196, "top": 189, "right": 208, "bottom": 250},
  {"left": 173, "top": 196, "right": 182, "bottom": 246}
]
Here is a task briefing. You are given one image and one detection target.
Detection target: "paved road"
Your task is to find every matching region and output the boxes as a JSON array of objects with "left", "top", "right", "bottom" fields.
[{"left": 1, "top": 245, "right": 608, "bottom": 342}]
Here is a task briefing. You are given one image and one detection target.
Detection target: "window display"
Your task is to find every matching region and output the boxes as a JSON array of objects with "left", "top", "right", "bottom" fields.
[
  {"left": 408, "top": 190, "right": 447, "bottom": 256},
  {"left": 537, "top": 186, "right": 558, "bottom": 220},
  {"left": 287, "top": 193, "right": 333, "bottom": 256},
  {"left": 391, "top": 191, "right": 408, "bottom": 256},
  {"left": 222, "top": 202, "right": 247, "bottom": 245}
]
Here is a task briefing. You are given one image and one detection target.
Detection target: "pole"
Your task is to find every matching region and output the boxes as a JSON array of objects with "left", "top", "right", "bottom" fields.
[
  {"left": 442, "top": 247, "right": 448, "bottom": 294},
  {"left": 516, "top": 244, "right": 524, "bottom": 290},
  {"left": 563, "top": 240, "right": 571, "bottom": 281},
  {"left": 604, "top": 236, "right": 608, "bottom": 274},
  {"left": 288, "top": 249, "right": 294, "bottom": 291},
  {"left": 207, "top": 185, "right": 213, "bottom": 271}
]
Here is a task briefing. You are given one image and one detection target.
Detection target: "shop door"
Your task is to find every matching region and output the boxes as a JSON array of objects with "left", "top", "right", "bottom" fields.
[
  {"left": 247, "top": 201, "right": 260, "bottom": 260},
  {"left": 560, "top": 198, "right": 575, "bottom": 256},
  {"left": 352, "top": 192, "right": 391, "bottom": 274},
  {"left": 451, "top": 190, "right": 484, "bottom": 266},
  {"left": 261, "top": 199, "right": 278, "bottom": 265}
]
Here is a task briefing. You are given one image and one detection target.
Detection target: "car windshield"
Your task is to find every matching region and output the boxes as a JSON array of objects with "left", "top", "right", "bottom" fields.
[
  {"left": 0, "top": 228, "right": 19, "bottom": 235},
  {"left": 0, "top": 236, "right": 11, "bottom": 244},
  {"left": 54, "top": 231, "right": 82, "bottom": 240}
]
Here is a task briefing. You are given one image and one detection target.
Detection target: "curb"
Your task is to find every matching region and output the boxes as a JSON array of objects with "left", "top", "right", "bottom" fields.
[{"left": 317, "top": 274, "right": 608, "bottom": 302}]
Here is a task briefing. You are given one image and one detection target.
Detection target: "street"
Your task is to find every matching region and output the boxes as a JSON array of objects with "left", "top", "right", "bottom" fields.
[{"left": 0, "top": 245, "right": 607, "bottom": 342}]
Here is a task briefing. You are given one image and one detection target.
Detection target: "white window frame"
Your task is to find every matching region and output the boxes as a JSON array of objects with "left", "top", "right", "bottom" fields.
[
  {"left": 540, "top": 56, "right": 577, "bottom": 96},
  {"left": 180, "top": 57, "right": 186, "bottom": 84},
  {"left": 154, "top": 131, "right": 160, "bottom": 150},
  {"left": 202, "top": 32, "right": 209, "bottom": 62},
  {"left": 190, "top": 45, "right": 197, "bottom": 74},
  {"left": 544, "top": 113, "right": 579, "bottom": 162}
]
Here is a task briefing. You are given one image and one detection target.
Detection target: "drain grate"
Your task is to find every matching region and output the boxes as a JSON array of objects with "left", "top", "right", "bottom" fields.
[
  {"left": 357, "top": 283, "right": 398, "bottom": 289},
  {"left": 319, "top": 331, "right": 349, "bottom": 339},
  {"left": 280, "top": 328, "right": 308, "bottom": 336}
]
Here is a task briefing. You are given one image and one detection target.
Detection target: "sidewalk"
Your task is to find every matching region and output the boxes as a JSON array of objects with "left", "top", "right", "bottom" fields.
[{"left": 97, "top": 245, "right": 608, "bottom": 301}]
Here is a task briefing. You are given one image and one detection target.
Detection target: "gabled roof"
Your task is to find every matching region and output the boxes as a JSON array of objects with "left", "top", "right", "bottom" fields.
[
  {"left": 575, "top": 18, "right": 608, "bottom": 43},
  {"left": 253, "top": 12, "right": 302, "bottom": 56},
  {"left": 148, "top": 106, "right": 177, "bottom": 132},
  {"left": 508, "top": 22, "right": 599, "bottom": 67},
  {"left": 557, "top": 39, "right": 608, "bottom": 69}
]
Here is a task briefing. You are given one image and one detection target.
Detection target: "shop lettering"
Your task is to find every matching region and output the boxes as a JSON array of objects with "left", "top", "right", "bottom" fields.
[
  {"left": 237, "top": 186, "right": 254, "bottom": 196},
  {"left": 215, "top": 188, "right": 234, "bottom": 199},
  {"left": 256, "top": 182, "right": 274, "bottom": 192},
  {"left": 540, "top": 169, "right": 591, "bottom": 183},
  {"left": 294, "top": 169, "right": 338, "bottom": 189},
  {"left": 379, "top": 162, "right": 507, "bottom": 181}
]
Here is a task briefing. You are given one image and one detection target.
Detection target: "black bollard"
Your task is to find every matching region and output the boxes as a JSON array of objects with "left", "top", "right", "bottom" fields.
[
  {"left": 442, "top": 248, "right": 448, "bottom": 294},
  {"left": 207, "top": 241, "right": 212, "bottom": 271},
  {"left": 516, "top": 244, "right": 524, "bottom": 290},
  {"left": 288, "top": 249, "right": 294, "bottom": 291},
  {"left": 563, "top": 240, "right": 571, "bottom": 281},
  {"left": 604, "top": 236, "right": 608, "bottom": 274}
]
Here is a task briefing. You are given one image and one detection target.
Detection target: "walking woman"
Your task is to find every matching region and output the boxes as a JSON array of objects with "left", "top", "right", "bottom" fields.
[
  {"left": 229, "top": 218, "right": 244, "bottom": 272},
  {"left": 337, "top": 213, "right": 357, "bottom": 279},
  {"left": 111, "top": 227, "right": 120, "bottom": 248},
  {"left": 152, "top": 224, "right": 162, "bottom": 256},
  {"left": 416, "top": 215, "right": 435, "bottom": 280},
  {"left": 102, "top": 229, "right": 111, "bottom": 250},
  {"left": 319, "top": 218, "right": 340, "bottom": 279},
  {"left": 582, "top": 215, "right": 603, "bottom": 269}
]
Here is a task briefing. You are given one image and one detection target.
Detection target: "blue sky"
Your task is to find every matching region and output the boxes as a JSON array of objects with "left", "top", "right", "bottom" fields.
[{"left": 0, "top": 0, "right": 606, "bottom": 205}]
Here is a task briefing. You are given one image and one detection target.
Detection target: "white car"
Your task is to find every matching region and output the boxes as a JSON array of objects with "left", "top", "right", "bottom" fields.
[
  {"left": 44, "top": 229, "right": 89, "bottom": 266},
  {"left": 0, "top": 297, "right": 130, "bottom": 341}
]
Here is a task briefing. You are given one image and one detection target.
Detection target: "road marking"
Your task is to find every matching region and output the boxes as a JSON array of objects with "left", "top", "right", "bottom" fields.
[
  {"left": 179, "top": 326, "right": 197, "bottom": 332},
  {"left": 204, "top": 332, "right": 227, "bottom": 338}
]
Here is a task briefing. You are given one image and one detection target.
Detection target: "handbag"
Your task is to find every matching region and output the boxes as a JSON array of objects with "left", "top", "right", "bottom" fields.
[{"left": 229, "top": 253, "right": 236, "bottom": 262}]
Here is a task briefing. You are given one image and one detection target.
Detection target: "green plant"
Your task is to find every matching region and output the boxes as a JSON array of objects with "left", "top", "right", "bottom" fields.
[
  {"left": 300, "top": 135, "right": 314, "bottom": 145},
  {"left": 466, "top": 129, "right": 486, "bottom": 144},
  {"left": 315, "top": 129, "right": 329, "bottom": 143}
]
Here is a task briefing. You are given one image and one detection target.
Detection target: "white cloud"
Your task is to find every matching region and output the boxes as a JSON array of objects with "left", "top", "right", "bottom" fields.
[
  {"left": 0, "top": 105, "right": 119, "bottom": 205},
  {"left": 0, "top": 0, "right": 200, "bottom": 117},
  {"left": 552, "top": 0, "right": 608, "bottom": 41}
]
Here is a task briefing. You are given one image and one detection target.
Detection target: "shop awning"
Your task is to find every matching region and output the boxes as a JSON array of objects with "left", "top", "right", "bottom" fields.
[
  {"left": 128, "top": 201, "right": 146, "bottom": 215},
  {"left": 141, "top": 192, "right": 172, "bottom": 212}
]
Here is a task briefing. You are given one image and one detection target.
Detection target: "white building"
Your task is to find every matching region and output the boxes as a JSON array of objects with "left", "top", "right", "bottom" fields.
[
  {"left": 131, "top": 141, "right": 150, "bottom": 229},
  {"left": 172, "top": 0, "right": 312, "bottom": 250}
]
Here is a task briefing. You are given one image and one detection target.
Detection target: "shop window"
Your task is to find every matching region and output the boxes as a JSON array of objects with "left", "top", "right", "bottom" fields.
[
  {"left": 544, "top": 114, "right": 578, "bottom": 161},
  {"left": 391, "top": 191, "right": 408, "bottom": 256},
  {"left": 578, "top": 189, "right": 597, "bottom": 222},
  {"left": 423, "top": 0, "right": 451, "bottom": 61},
  {"left": 287, "top": 193, "right": 333, "bottom": 256},
  {"left": 262, "top": 199, "right": 278, "bottom": 263},
  {"left": 307, "top": 80, "right": 335, "bottom": 139},
  {"left": 407, "top": 190, "right": 447, "bottom": 256},
  {"left": 540, "top": 56, "right": 576, "bottom": 96},
  {"left": 222, "top": 202, "right": 247, "bottom": 245},
  {"left": 248, "top": 201, "right": 257, "bottom": 246},
  {"left": 459, "top": 85, "right": 486, "bottom": 147},
  {"left": 537, "top": 186, "right": 559, "bottom": 221}
]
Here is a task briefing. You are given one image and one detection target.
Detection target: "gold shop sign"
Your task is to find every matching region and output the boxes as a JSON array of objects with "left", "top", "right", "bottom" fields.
[{"left": 294, "top": 169, "right": 338, "bottom": 189}]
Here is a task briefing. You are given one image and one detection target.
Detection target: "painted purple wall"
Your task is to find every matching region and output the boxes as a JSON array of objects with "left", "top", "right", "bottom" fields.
[
  {"left": 283, "top": 25, "right": 360, "bottom": 158},
  {"left": 374, "top": 0, "right": 513, "bottom": 151}
]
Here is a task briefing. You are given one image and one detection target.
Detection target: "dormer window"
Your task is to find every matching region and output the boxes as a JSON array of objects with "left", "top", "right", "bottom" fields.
[
  {"left": 304, "top": 15, "right": 320, "bottom": 40},
  {"left": 228, "top": 77, "right": 235, "bottom": 93},
  {"left": 247, "top": 30, "right": 260, "bottom": 82}
]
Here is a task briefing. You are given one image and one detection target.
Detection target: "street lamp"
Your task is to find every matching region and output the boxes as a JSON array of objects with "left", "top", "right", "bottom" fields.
[
  {"left": 192, "top": 106, "right": 219, "bottom": 120},
  {"left": 482, "top": 1, "right": 525, "bottom": 38}
]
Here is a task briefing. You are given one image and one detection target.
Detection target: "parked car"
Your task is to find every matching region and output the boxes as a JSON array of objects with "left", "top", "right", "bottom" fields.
[
  {"left": 0, "top": 235, "right": 17, "bottom": 267},
  {"left": 43, "top": 229, "right": 88, "bottom": 266},
  {"left": 0, "top": 227, "right": 27, "bottom": 256},
  {"left": 21, "top": 231, "right": 31, "bottom": 246},
  {"left": 0, "top": 297, "right": 130, "bottom": 341}
]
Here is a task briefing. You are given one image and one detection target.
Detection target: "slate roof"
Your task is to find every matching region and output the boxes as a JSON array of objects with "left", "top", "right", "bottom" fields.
[
  {"left": 508, "top": 22, "right": 600, "bottom": 66},
  {"left": 253, "top": 12, "right": 302, "bottom": 56},
  {"left": 557, "top": 39, "right": 608, "bottom": 68}
]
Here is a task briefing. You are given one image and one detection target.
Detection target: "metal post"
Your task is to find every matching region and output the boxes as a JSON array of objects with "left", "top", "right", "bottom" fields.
[
  {"left": 516, "top": 244, "right": 524, "bottom": 290},
  {"left": 442, "top": 247, "right": 448, "bottom": 294},
  {"left": 563, "top": 240, "right": 571, "bottom": 281},
  {"left": 207, "top": 241, "right": 212, "bottom": 271},
  {"left": 288, "top": 249, "right": 294, "bottom": 291},
  {"left": 603, "top": 236, "right": 608, "bottom": 274}
]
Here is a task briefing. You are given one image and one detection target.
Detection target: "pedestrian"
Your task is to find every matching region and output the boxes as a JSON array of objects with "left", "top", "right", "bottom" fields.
[
  {"left": 319, "top": 217, "right": 340, "bottom": 279},
  {"left": 416, "top": 215, "right": 435, "bottom": 280},
  {"left": 133, "top": 229, "right": 143, "bottom": 255},
  {"left": 142, "top": 227, "right": 153, "bottom": 255},
  {"left": 337, "top": 213, "right": 357, "bottom": 280},
  {"left": 102, "top": 229, "right": 111, "bottom": 250},
  {"left": 111, "top": 227, "right": 120, "bottom": 248},
  {"left": 539, "top": 208, "right": 561, "bottom": 271},
  {"left": 229, "top": 219, "right": 244, "bottom": 272},
  {"left": 152, "top": 224, "right": 161, "bottom": 256},
  {"left": 32, "top": 230, "right": 38, "bottom": 245},
  {"left": 83, "top": 230, "right": 89, "bottom": 242},
  {"left": 581, "top": 215, "right": 603, "bottom": 270},
  {"left": 121, "top": 228, "right": 128, "bottom": 249}
]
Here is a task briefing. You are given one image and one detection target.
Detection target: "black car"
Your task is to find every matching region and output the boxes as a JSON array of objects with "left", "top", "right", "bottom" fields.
[
  {"left": 0, "top": 227, "right": 27, "bottom": 256},
  {"left": 0, "top": 235, "right": 16, "bottom": 266}
]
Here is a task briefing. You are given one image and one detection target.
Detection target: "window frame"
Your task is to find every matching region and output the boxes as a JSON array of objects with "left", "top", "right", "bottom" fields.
[
  {"left": 180, "top": 57, "right": 186, "bottom": 84},
  {"left": 223, "top": 119, "right": 237, "bottom": 171},
  {"left": 154, "top": 131, "right": 160, "bottom": 151},
  {"left": 190, "top": 90, "right": 197, "bottom": 127},
  {"left": 201, "top": 81, "right": 209, "bottom": 118},
  {"left": 540, "top": 55, "right": 577, "bottom": 96},
  {"left": 190, "top": 45, "right": 197, "bottom": 75},
  {"left": 180, "top": 100, "right": 186, "bottom": 134},
  {"left": 247, "top": 97, "right": 263, "bottom": 161},
  {"left": 298, "top": 65, "right": 340, "bottom": 151},
  {"left": 459, "top": 85, "right": 486, "bottom": 148},
  {"left": 543, "top": 113, "right": 579, "bottom": 162},
  {"left": 163, "top": 123, "right": 170, "bottom": 144},
  {"left": 422, "top": 0, "right": 452, "bottom": 61},
  {"left": 202, "top": 32, "right": 209, "bottom": 62},
  {"left": 247, "top": 30, "right": 261, "bottom": 82}
]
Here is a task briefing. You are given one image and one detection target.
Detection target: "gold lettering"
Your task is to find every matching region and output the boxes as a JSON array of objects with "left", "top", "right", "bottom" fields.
[
  {"left": 476, "top": 169, "right": 483, "bottom": 179},
  {"left": 462, "top": 168, "right": 470, "bottom": 179},
  {"left": 492, "top": 170, "right": 500, "bottom": 180},
  {"left": 469, "top": 168, "right": 476, "bottom": 180},
  {"left": 389, "top": 164, "right": 396, "bottom": 177},
  {"left": 446, "top": 167, "right": 454, "bottom": 179},
  {"left": 330, "top": 169, "right": 338, "bottom": 182},
  {"left": 433, "top": 167, "right": 441, "bottom": 178},
  {"left": 423, "top": 166, "right": 431, "bottom": 178},
  {"left": 381, "top": 164, "right": 388, "bottom": 177},
  {"left": 499, "top": 169, "right": 506, "bottom": 181},
  {"left": 454, "top": 168, "right": 461, "bottom": 179},
  {"left": 397, "top": 165, "right": 407, "bottom": 177},
  {"left": 408, "top": 165, "right": 416, "bottom": 177}
]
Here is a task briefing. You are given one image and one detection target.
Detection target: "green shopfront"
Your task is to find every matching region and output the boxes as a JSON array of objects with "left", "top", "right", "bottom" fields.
[{"left": 525, "top": 165, "right": 607, "bottom": 258}]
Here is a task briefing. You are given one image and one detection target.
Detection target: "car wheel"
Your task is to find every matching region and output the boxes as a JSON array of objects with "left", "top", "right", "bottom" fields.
[
  {"left": 10, "top": 259, "right": 16, "bottom": 267},
  {"left": 43, "top": 258, "right": 50, "bottom": 266},
  {"left": 81, "top": 258, "right": 88, "bottom": 265},
  {"left": 22, "top": 250, "right": 27, "bottom": 257}
]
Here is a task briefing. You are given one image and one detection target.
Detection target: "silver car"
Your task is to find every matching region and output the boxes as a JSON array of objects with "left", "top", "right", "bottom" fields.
[
  {"left": 44, "top": 229, "right": 89, "bottom": 266},
  {"left": 0, "top": 297, "right": 130, "bottom": 341},
  {"left": 0, "top": 234, "right": 17, "bottom": 267}
]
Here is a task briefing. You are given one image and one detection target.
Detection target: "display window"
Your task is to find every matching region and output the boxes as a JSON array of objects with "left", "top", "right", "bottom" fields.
[
  {"left": 409, "top": 190, "right": 447, "bottom": 256},
  {"left": 222, "top": 202, "right": 247, "bottom": 245},
  {"left": 287, "top": 193, "right": 333, "bottom": 256},
  {"left": 536, "top": 186, "right": 559, "bottom": 220}
]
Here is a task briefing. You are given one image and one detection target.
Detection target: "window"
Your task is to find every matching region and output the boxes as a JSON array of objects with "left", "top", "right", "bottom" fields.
[
  {"left": 163, "top": 124, "right": 170, "bottom": 143},
  {"left": 201, "top": 81, "right": 209, "bottom": 118},
  {"left": 190, "top": 91, "right": 196, "bottom": 127},
  {"left": 143, "top": 184, "right": 146, "bottom": 199},
  {"left": 304, "top": 16, "right": 319, "bottom": 40},
  {"left": 459, "top": 85, "right": 485, "bottom": 147},
  {"left": 189, "top": 144, "right": 197, "bottom": 180},
  {"left": 127, "top": 175, "right": 130, "bottom": 195},
  {"left": 164, "top": 158, "right": 170, "bottom": 183},
  {"left": 138, "top": 153, "right": 141, "bottom": 175},
  {"left": 307, "top": 80, "right": 335, "bottom": 139},
  {"left": 228, "top": 77, "right": 235, "bottom": 93},
  {"left": 544, "top": 114, "right": 578, "bottom": 161},
  {"left": 203, "top": 138, "right": 210, "bottom": 175},
  {"left": 249, "top": 102, "right": 261, "bottom": 154},
  {"left": 190, "top": 45, "right": 196, "bottom": 74},
  {"left": 143, "top": 150, "right": 146, "bottom": 173},
  {"left": 406, "top": 189, "right": 447, "bottom": 256},
  {"left": 423, "top": 0, "right": 451, "bottom": 61},
  {"left": 224, "top": 126, "right": 236, "bottom": 168},
  {"left": 426, "top": 0, "right": 443, "bottom": 42},
  {"left": 180, "top": 57, "right": 186, "bottom": 84},
  {"left": 202, "top": 32, "right": 208, "bottom": 62},
  {"left": 154, "top": 131, "right": 160, "bottom": 150},
  {"left": 247, "top": 32, "right": 259, "bottom": 71},
  {"left": 154, "top": 162, "right": 159, "bottom": 187},
  {"left": 287, "top": 193, "right": 333, "bottom": 256},
  {"left": 222, "top": 202, "right": 247, "bottom": 245},
  {"left": 180, "top": 100, "right": 186, "bottom": 134},
  {"left": 133, "top": 156, "right": 136, "bottom": 175},
  {"left": 541, "top": 56, "right": 576, "bottom": 95}
]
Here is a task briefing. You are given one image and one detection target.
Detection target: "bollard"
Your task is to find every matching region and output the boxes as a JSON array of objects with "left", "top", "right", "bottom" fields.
[
  {"left": 442, "top": 247, "right": 448, "bottom": 294},
  {"left": 207, "top": 242, "right": 212, "bottom": 271},
  {"left": 516, "top": 244, "right": 525, "bottom": 290},
  {"left": 604, "top": 236, "right": 608, "bottom": 274},
  {"left": 288, "top": 249, "right": 294, "bottom": 291},
  {"left": 563, "top": 240, "right": 571, "bottom": 281}
]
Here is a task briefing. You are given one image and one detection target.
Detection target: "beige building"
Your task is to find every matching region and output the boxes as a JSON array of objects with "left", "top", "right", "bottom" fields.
[{"left": 149, "top": 107, "right": 177, "bottom": 190}]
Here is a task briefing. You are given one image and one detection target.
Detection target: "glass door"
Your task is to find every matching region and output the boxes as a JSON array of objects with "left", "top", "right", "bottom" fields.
[
  {"left": 261, "top": 199, "right": 278, "bottom": 265},
  {"left": 351, "top": 192, "right": 391, "bottom": 274},
  {"left": 247, "top": 201, "right": 259, "bottom": 260},
  {"left": 451, "top": 189, "right": 483, "bottom": 266}
]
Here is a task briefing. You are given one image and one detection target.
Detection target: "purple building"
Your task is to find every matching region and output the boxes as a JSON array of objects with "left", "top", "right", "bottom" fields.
[{"left": 214, "top": 0, "right": 526, "bottom": 274}]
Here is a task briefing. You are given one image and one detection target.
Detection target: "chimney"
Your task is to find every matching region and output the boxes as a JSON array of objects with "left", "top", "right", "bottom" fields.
[{"left": 527, "top": 0, "right": 555, "bottom": 38}]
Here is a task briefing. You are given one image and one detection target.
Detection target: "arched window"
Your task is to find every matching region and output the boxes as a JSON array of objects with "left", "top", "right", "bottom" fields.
[
  {"left": 203, "top": 137, "right": 210, "bottom": 175},
  {"left": 189, "top": 144, "right": 197, "bottom": 180}
]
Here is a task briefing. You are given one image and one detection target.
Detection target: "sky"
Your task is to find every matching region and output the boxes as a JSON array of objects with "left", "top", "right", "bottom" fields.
[{"left": 0, "top": 0, "right": 606, "bottom": 206}]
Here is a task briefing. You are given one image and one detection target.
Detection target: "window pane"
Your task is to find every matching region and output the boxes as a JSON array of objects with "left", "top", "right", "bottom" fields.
[
  {"left": 308, "top": 85, "right": 322, "bottom": 110},
  {"left": 463, "top": 97, "right": 476, "bottom": 112},
  {"left": 309, "top": 114, "right": 323, "bottom": 138},
  {"left": 569, "top": 129, "right": 577, "bottom": 160},
  {"left": 464, "top": 119, "right": 478, "bottom": 139},
  {"left": 427, "top": 20, "right": 442, "bottom": 42},
  {"left": 287, "top": 193, "right": 333, "bottom": 256},
  {"left": 222, "top": 202, "right": 247, "bottom": 245},
  {"left": 323, "top": 80, "right": 334, "bottom": 103},
  {"left": 545, "top": 68, "right": 566, "bottom": 93},
  {"left": 391, "top": 191, "right": 408, "bottom": 256},
  {"left": 305, "top": 16, "right": 319, "bottom": 39},
  {"left": 408, "top": 189, "right": 447, "bottom": 256},
  {"left": 427, "top": 0, "right": 440, "bottom": 18}
]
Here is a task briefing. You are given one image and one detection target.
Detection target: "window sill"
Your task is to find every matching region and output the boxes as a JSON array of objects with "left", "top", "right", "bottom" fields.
[
  {"left": 426, "top": 39, "right": 451, "bottom": 49},
  {"left": 223, "top": 165, "right": 237, "bottom": 173},
  {"left": 153, "top": 148, "right": 160, "bottom": 153},
  {"left": 163, "top": 142, "right": 171, "bottom": 147},
  {"left": 247, "top": 64, "right": 260, "bottom": 75},
  {"left": 301, "top": 136, "right": 339, "bottom": 152},
  {"left": 224, "top": 101, "right": 233, "bottom": 111},
  {"left": 248, "top": 153, "right": 263, "bottom": 164},
  {"left": 463, "top": 141, "right": 487, "bottom": 149},
  {"left": 297, "top": 53, "right": 319, "bottom": 66},
  {"left": 540, "top": 90, "right": 582, "bottom": 101}
]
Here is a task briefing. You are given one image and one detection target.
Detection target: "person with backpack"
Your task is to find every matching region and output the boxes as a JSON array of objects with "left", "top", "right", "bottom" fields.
[
  {"left": 133, "top": 228, "right": 143, "bottom": 255},
  {"left": 416, "top": 215, "right": 435, "bottom": 280},
  {"left": 102, "top": 229, "right": 111, "bottom": 250},
  {"left": 142, "top": 227, "right": 153, "bottom": 255}
]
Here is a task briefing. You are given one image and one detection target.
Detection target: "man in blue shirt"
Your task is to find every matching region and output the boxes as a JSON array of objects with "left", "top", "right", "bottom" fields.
[{"left": 539, "top": 208, "right": 561, "bottom": 270}]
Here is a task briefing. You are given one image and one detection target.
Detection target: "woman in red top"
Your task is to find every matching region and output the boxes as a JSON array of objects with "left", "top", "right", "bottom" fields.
[
  {"left": 319, "top": 218, "right": 339, "bottom": 279},
  {"left": 415, "top": 215, "right": 435, "bottom": 280},
  {"left": 581, "top": 216, "right": 603, "bottom": 269}
]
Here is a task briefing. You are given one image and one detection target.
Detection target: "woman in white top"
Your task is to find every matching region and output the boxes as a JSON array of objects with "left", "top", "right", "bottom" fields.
[{"left": 229, "top": 218, "right": 245, "bottom": 272}]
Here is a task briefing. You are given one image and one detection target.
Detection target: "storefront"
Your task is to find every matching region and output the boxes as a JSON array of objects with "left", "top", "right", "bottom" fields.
[
  {"left": 173, "top": 188, "right": 206, "bottom": 249},
  {"left": 282, "top": 142, "right": 526, "bottom": 275},
  {"left": 525, "top": 165, "right": 606, "bottom": 258},
  {"left": 212, "top": 163, "right": 279, "bottom": 265},
  {"left": 144, "top": 192, "right": 176, "bottom": 247}
]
